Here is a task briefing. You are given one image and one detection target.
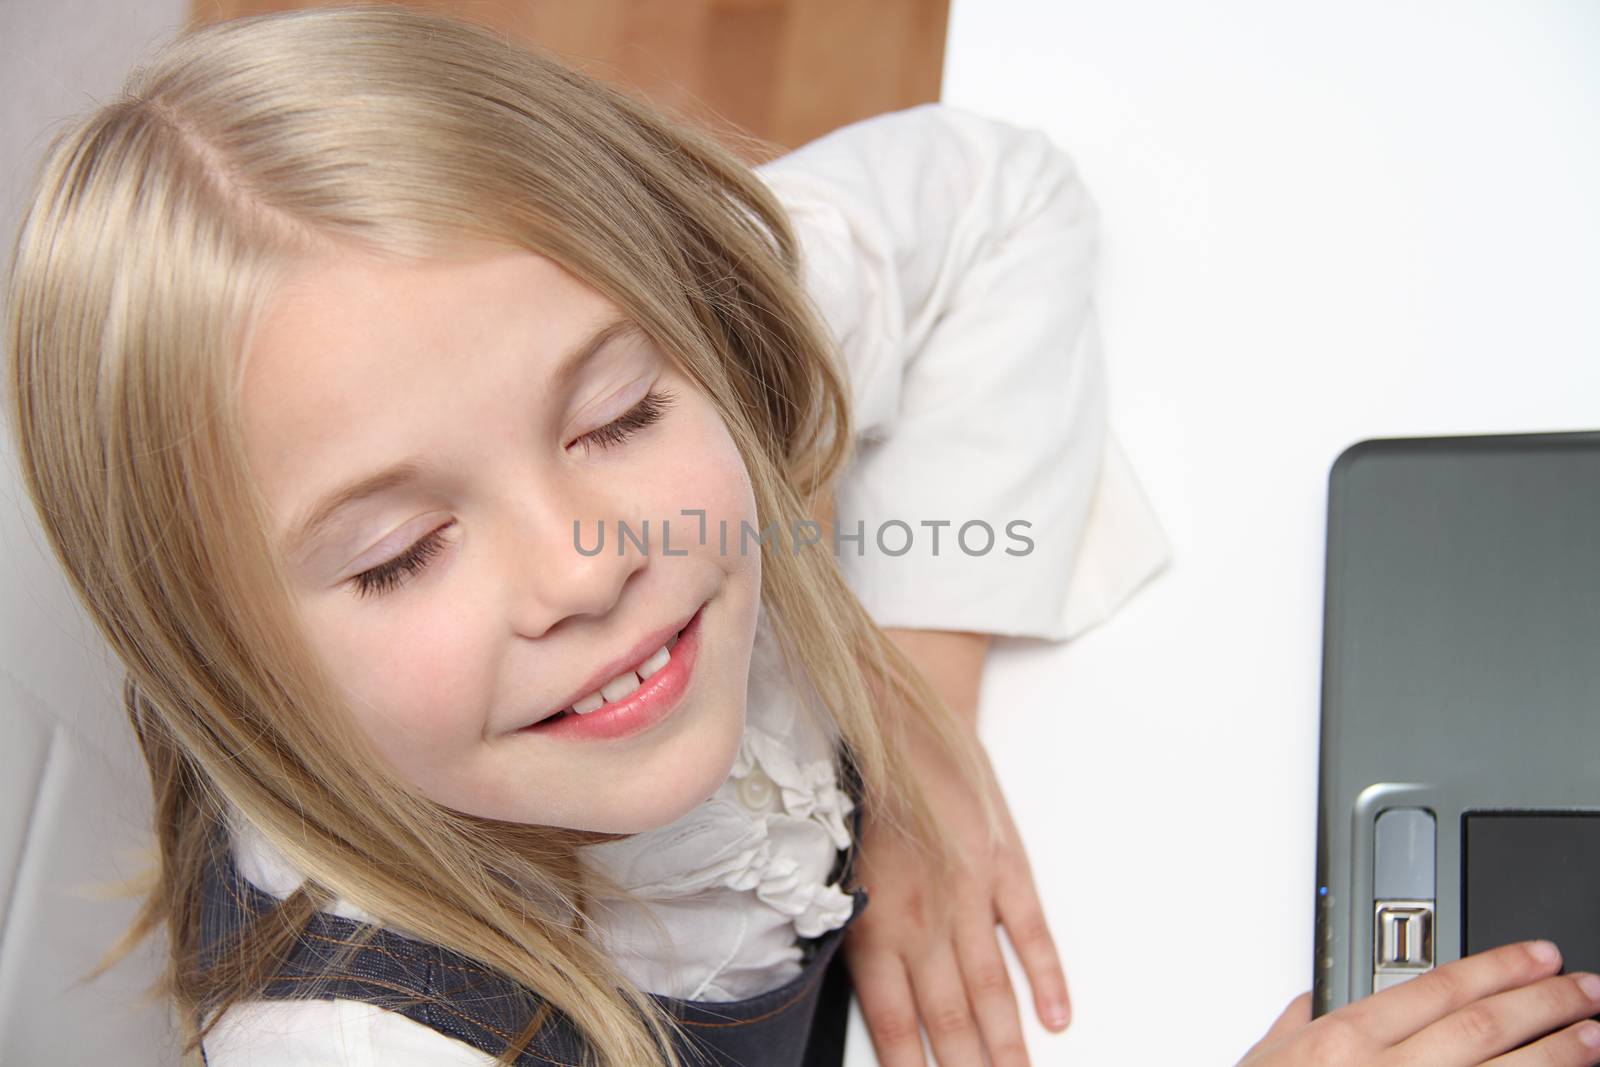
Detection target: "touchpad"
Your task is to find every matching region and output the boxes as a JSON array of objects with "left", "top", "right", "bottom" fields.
[{"left": 1463, "top": 812, "right": 1600, "bottom": 975}]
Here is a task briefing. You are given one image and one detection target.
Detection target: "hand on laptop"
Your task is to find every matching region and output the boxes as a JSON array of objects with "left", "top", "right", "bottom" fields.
[{"left": 1235, "top": 940, "right": 1600, "bottom": 1067}]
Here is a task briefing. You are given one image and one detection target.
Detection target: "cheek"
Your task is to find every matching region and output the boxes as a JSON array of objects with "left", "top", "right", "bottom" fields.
[
  {"left": 642, "top": 398, "right": 758, "bottom": 542},
  {"left": 310, "top": 607, "right": 494, "bottom": 764}
]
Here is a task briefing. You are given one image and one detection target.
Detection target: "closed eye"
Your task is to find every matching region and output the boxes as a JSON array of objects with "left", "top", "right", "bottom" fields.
[
  {"left": 570, "top": 387, "right": 677, "bottom": 454},
  {"left": 349, "top": 521, "right": 454, "bottom": 599}
]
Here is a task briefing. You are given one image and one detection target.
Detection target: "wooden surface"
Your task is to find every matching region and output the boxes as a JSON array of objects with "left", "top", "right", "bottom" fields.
[{"left": 189, "top": 0, "right": 951, "bottom": 163}]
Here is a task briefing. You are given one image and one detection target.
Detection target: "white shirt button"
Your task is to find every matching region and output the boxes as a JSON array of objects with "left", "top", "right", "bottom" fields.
[{"left": 737, "top": 767, "right": 778, "bottom": 812}]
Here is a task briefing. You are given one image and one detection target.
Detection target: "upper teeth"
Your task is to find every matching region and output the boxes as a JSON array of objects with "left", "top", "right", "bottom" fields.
[{"left": 566, "top": 634, "right": 678, "bottom": 716}]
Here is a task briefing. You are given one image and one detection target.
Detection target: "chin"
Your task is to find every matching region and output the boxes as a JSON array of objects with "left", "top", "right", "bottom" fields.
[{"left": 607, "top": 698, "right": 748, "bottom": 834}]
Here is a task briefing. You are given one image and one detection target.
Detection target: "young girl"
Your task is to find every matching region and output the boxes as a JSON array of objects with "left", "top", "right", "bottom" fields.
[
  {"left": 15, "top": 7, "right": 1596, "bottom": 1067},
  {"left": 6, "top": 7, "right": 1163, "bottom": 1065}
]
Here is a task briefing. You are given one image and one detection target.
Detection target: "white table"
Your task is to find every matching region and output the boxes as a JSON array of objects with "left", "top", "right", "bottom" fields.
[{"left": 843, "top": 2, "right": 1600, "bottom": 1063}]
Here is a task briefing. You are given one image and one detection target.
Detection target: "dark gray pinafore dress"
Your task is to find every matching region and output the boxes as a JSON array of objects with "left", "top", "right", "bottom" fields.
[{"left": 196, "top": 751, "right": 871, "bottom": 1066}]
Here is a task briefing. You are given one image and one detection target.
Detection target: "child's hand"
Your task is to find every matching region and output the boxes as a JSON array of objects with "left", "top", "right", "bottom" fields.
[
  {"left": 843, "top": 629, "right": 1070, "bottom": 1066},
  {"left": 1236, "top": 940, "right": 1600, "bottom": 1067}
]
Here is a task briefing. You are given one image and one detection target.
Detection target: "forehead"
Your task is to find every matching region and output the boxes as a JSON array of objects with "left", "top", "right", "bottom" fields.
[
  {"left": 236, "top": 245, "right": 620, "bottom": 546},
  {"left": 240, "top": 244, "right": 607, "bottom": 394}
]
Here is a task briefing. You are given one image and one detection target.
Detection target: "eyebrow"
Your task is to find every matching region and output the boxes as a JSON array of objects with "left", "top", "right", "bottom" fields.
[{"left": 281, "top": 314, "right": 639, "bottom": 556}]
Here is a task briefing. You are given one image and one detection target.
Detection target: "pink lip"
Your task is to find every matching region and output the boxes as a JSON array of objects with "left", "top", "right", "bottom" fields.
[
  {"left": 517, "top": 601, "right": 705, "bottom": 742},
  {"left": 521, "top": 600, "right": 703, "bottom": 729}
]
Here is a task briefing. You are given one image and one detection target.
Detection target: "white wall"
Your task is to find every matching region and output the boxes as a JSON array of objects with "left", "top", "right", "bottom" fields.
[
  {"left": 926, "top": 2, "right": 1600, "bottom": 1064},
  {"left": 1, "top": 3, "right": 191, "bottom": 1064}
]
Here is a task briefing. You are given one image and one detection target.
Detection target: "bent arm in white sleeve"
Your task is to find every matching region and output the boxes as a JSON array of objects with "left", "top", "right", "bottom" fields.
[{"left": 755, "top": 102, "right": 1171, "bottom": 641}]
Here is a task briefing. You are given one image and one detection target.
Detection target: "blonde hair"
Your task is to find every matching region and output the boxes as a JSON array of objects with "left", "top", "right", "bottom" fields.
[{"left": 4, "top": 7, "right": 1002, "bottom": 1065}]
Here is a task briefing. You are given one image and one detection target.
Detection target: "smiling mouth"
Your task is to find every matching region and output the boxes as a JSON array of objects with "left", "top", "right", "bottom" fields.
[
  {"left": 530, "top": 607, "right": 699, "bottom": 728},
  {"left": 539, "top": 627, "right": 682, "bottom": 724},
  {"left": 513, "top": 598, "right": 704, "bottom": 743}
]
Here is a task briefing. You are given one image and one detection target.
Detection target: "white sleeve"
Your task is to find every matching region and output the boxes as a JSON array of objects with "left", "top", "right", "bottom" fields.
[
  {"left": 203, "top": 999, "right": 497, "bottom": 1066},
  {"left": 754, "top": 102, "right": 1172, "bottom": 641}
]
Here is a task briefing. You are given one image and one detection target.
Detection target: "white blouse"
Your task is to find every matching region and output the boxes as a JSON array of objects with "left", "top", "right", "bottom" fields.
[{"left": 202, "top": 100, "right": 1173, "bottom": 1066}]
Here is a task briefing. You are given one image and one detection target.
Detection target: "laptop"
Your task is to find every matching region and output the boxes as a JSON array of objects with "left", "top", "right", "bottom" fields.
[{"left": 1313, "top": 429, "right": 1600, "bottom": 1016}]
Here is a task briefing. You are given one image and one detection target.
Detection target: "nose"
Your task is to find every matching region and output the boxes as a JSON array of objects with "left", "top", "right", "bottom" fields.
[{"left": 500, "top": 478, "right": 650, "bottom": 639}]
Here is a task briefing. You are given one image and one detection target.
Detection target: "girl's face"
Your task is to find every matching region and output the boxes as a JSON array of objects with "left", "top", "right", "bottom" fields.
[{"left": 238, "top": 244, "right": 762, "bottom": 833}]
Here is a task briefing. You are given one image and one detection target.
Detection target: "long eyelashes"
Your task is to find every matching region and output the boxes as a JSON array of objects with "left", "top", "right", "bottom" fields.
[
  {"left": 570, "top": 387, "right": 677, "bottom": 453},
  {"left": 347, "top": 388, "right": 679, "bottom": 600},
  {"left": 350, "top": 521, "right": 454, "bottom": 599}
]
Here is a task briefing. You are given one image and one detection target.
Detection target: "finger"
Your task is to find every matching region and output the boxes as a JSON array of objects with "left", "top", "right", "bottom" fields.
[
  {"left": 907, "top": 937, "right": 988, "bottom": 1066},
  {"left": 952, "top": 901, "right": 1031, "bottom": 1066},
  {"left": 1484, "top": 1018, "right": 1600, "bottom": 1067},
  {"left": 1391, "top": 971, "right": 1600, "bottom": 1067},
  {"left": 993, "top": 856, "right": 1071, "bottom": 1030},
  {"left": 847, "top": 940, "right": 930, "bottom": 1067},
  {"left": 1340, "top": 940, "right": 1565, "bottom": 1046}
]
